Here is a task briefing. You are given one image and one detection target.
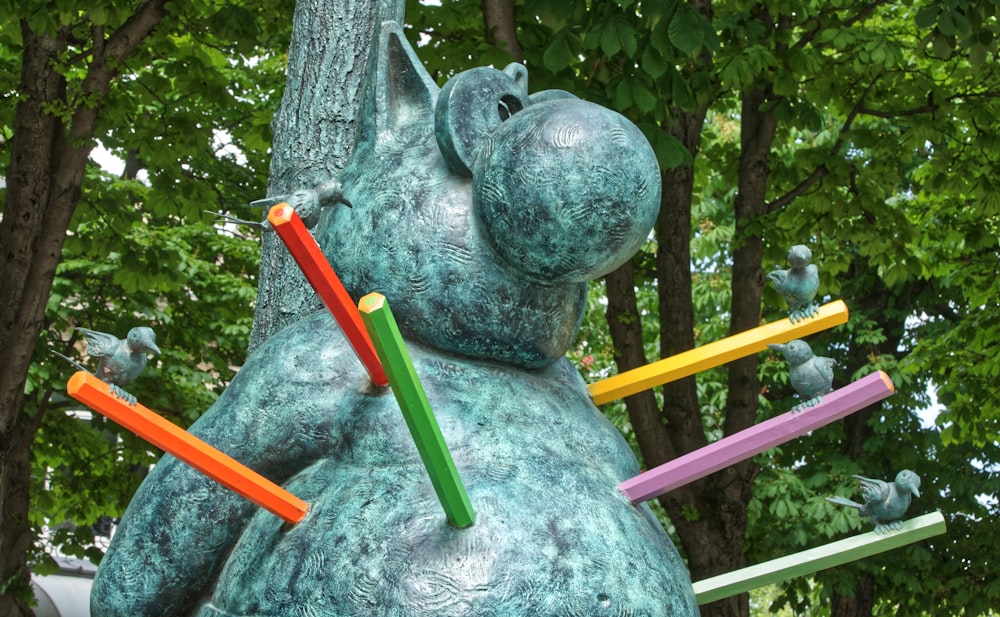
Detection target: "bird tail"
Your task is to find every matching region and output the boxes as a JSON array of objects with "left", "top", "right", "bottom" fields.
[
  {"left": 50, "top": 349, "right": 91, "bottom": 374},
  {"left": 825, "top": 496, "right": 863, "bottom": 510}
]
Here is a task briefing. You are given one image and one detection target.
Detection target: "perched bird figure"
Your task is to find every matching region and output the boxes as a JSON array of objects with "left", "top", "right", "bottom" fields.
[
  {"left": 826, "top": 470, "right": 922, "bottom": 534},
  {"left": 211, "top": 178, "right": 353, "bottom": 231},
  {"left": 77, "top": 326, "right": 160, "bottom": 405},
  {"left": 768, "top": 244, "right": 820, "bottom": 323},
  {"left": 768, "top": 339, "right": 835, "bottom": 411}
]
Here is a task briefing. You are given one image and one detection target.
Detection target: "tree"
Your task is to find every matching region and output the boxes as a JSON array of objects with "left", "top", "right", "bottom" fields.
[
  {"left": 0, "top": 2, "right": 289, "bottom": 613},
  {"left": 407, "top": 1, "right": 1000, "bottom": 615},
  {"left": 249, "top": 0, "right": 405, "bottom": 351}
]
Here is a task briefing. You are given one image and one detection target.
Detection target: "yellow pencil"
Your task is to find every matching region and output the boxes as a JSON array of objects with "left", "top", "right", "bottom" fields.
[{"left": 588, "top": 300, "right": 849, "bottom": 405}]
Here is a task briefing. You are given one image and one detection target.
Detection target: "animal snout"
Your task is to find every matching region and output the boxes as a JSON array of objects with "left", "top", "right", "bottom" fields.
[{"left": 472, "top": 99, "right": 660, "bottom": 283}]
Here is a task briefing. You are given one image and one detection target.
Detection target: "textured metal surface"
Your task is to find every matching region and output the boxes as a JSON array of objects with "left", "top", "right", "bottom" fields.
[
  {"left": 92, "top": 20, "right": 694, "bottom": 617},
  {"left": 95, "top": 315, "right": 698, "bottom": 616}
]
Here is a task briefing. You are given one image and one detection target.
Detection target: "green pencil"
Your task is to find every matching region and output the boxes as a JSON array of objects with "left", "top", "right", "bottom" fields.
[
  {"left": 358, "top": 292, "right": 476, "bottom": 528},
  {"left": 692, "top": 511, "right": 947, "bottom": 604}
]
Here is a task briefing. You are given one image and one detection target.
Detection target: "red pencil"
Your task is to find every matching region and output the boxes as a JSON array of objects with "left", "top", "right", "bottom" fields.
[{"left": 268, "top": 203, "right": 388, "bottom": 386}]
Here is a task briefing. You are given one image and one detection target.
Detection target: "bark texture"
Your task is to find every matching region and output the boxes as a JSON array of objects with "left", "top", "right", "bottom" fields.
[
  {"left": 481, "top": 0, "right": 523, "bottom": 61},
  {"left": 248, "top": 0, "right": 405, "bottom": 352},
  {"left": 0, "top": 4, "right": 168, "bottom": 613}
]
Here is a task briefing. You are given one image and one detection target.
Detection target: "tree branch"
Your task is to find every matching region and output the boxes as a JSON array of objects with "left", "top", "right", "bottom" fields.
[
  {"left": 103, "top": 0, "right": 170, "bottom": 66},
  {"left": 765, "top": 76, "right": 876, "bottom": 213},
  {"left": 858, "top": 101, "right": 939, "bottom": 118}
]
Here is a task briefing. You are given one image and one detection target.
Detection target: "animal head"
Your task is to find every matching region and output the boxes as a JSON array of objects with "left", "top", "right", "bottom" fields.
[
  {"left": 315, "top": 22, "right": 660, "bottom": 369},
  {"left": 787, "top": 244, "right": 812, "bottom": 268},
  {"left": 895, "top": 469, "right": 921, "bottom": 498},
  {"left": 768, "top": 339, "right": 814, "bottom": 365},
  {"left": 126, "top": 327, "right": 160, "bottom": 355}
]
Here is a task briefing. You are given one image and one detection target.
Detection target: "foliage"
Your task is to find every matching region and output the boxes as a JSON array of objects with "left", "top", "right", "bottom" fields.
[
  {"left": 2, "top": 1, "right": 998, "bottom": 616},
  {"left": 0, "top": 0, "right": 293, "bottom": 600}
]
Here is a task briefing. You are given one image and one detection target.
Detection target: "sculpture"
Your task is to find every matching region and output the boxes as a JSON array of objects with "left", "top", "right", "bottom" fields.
[
  {"left": 91, "top": 22, "right": 698, "bottom": 616},
  {"left": 768, "top": 244, "right": 820, "bottom": 323},
  {"left": 54, "top": 326, "right": 160, "bottom": 405},
  {"left": 768, "top": 339, "right": 835, "bottom": 411},
  {"left": 827, "top": 470, "right": 922, "bottom": 534}
]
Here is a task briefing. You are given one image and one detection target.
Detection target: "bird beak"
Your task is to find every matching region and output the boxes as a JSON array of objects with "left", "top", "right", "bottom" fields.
[
  {"left": 767, "top": 343, "right": 785, "bottom": 353},
  {"left": 911, "top": 487, "right": 920, "bottom": 498},
  {"left": 150, "top": 343, "right": 161, "bottom": 355}
]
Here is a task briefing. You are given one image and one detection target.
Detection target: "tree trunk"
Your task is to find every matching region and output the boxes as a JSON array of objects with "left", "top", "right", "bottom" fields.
[
  {"left": 832, "top": 574, "right": 875, "bottom": 617},
  {"left": 0, "top": 5, "right": 168, "bottom": 613},
  {"left": 605, "top": 93, "right": 767, "bottom": 617},
  {"left": 678, "top": 83, "right": 777, "bottom": 617},
  {"left": 604, "top": 70, "right": 780, "bottom": 617},
  {"left": 481, "top": 0, "right": 522, "bottom": 61},
  {"left": 0, "top": 26, "right": 77, "bottom": 617},
  {"left": 248, "top": 0, "right": 405, "bottom": 353},
  {"left": 0, "top": 426, "right": 35, "bottom": 617}
]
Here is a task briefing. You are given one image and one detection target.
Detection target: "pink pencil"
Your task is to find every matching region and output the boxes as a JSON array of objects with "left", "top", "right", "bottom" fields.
[
  {"left": 268, "top": 204, "right": 388, "bottom": 386},
  {"left": 619, "top": 371, "right": 895, "bottom": 504}
]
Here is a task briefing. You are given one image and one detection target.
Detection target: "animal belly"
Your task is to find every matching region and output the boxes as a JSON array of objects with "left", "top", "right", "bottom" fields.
[{"left": 200, "top": 382, "right": 697, "bottom": 617}]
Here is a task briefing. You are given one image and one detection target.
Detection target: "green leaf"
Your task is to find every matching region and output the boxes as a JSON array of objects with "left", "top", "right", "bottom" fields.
[
  {"left": 670, "top": 71, "right": 694, "bottom": 109},
  {"left": 772, "top": 69, "right": 797, "bottom": 97},
  {"left": 619, "top": 20, "right": 638, "bottom": 58},
  {"left": 633, "top": 82, "right": 657, "bottom": 113},
  {"left": 614, "top": 78, "right": 633, "bottom": 110},
  {"left": 937, "top": 10, "right": 956, "bottom": 37},
  {"left": 543, "top": 32, "right": 575, "bottom": 72},
  {"left": 601, "top": 20, "right": 622, "bottom": 57},
  {"left": 914, "top": 6, "right": 940, "bottom": 29},
  {"left": 719, "top": 55, "right": 752, "bottom": 89},
  {"left": 794, "top": 102, "right": 823, "bottom": 131},
  {"left": 650, "top": 11, "right": 673, "bottom": 54},
  {"left": 668, "top": 4, "right": 704, "bottom": 55},
  {"left": 970, "top": 43, "right": 987, "bottom": 65},
  {"left": 649, "top": 128, "right": 688, "bottom": 169},
  {"left": 640, "top": 45, "right": 670, "bottom": 79},
  {"left": 932, "top": 33, "right": 953, "bottom": 58},
  {"left": 89, "top": 6, "right": 108, "bottom": 25}
]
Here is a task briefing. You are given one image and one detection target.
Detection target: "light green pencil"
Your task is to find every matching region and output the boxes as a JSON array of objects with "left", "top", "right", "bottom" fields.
[
  {"left": 358, "top": 292, "right": 476, "bottom": 528},
  {"left": 692, "top": 511, "right": 947, "bottom": 605}
]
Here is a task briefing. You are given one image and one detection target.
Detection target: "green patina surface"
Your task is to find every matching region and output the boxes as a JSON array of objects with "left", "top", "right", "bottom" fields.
[{"left": 92, "top": 21, "right": 697, "bottom": 616}]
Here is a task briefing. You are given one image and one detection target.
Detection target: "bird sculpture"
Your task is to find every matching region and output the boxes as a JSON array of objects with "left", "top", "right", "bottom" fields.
[
  {"left": 76, "top": 326, "right": 160, "bottom": 405},
  {"left": 768, "top": 339, "right": 835, "bottom": 411},
  {"left": 209, "top": 179, "right": 352, "bottom": 231},
  {"left": 768, "top": 244, "right": 820, "bottom": 323},
  {"left": 826, "top": 469, "right": 922, "bottom": 534}
]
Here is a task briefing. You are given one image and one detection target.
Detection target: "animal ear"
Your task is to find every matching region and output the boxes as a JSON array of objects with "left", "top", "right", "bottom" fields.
[
  {"left": 502, "top": 62, "right": 528, "bottom": 91},
  {"left": 434, "top": 66, "right": 530, "bottom": 177},
  {"left": 371, "top": 21, "right": 439, "bottom": 136}
]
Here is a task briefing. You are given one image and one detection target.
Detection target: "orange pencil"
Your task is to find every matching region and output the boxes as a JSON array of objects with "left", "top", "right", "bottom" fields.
[{"left": 67, "top": 371, "right": 308, "bottom": 524}]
